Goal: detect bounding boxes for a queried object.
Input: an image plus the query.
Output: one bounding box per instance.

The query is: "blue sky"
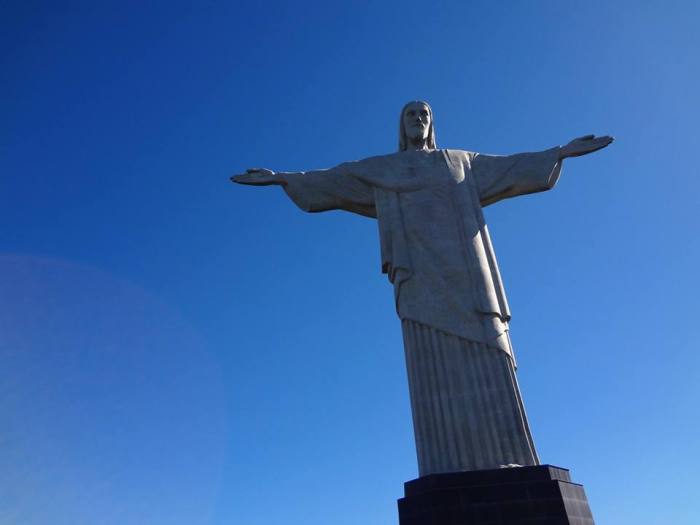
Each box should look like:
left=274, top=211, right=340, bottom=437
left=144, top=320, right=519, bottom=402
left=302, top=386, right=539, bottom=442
left=2, top=1, right=699, bottom=524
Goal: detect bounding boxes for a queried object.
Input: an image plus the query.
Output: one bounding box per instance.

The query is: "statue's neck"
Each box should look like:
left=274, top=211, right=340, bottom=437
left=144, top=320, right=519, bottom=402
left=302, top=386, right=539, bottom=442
left=407, top=137, right=430, bottom=151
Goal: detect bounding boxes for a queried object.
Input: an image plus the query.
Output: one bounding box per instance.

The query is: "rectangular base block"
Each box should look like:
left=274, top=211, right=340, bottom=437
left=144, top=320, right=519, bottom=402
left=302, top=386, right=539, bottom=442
left=398, top=465, right=594, bottom=525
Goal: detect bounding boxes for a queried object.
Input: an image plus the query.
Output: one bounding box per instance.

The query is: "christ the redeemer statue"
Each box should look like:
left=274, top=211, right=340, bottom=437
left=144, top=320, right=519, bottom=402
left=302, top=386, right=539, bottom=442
left=232, top=101, right=612, bottom=476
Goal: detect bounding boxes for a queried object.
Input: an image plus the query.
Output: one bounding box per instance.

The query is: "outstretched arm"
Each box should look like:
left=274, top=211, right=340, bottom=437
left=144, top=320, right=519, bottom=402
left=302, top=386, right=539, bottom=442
left=231, top=162, right=377, bottom=218
left=473, top=134, right=613, bottom=206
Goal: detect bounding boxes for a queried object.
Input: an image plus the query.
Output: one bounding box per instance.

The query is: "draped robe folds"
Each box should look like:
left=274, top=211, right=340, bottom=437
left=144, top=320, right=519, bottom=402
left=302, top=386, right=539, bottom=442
left=281, top=147, right=562, bottom=474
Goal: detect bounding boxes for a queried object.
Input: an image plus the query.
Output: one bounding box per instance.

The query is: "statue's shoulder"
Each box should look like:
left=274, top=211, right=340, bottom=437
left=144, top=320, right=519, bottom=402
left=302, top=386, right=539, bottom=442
left=350, top=151, right=399, bottom=165
left=356, top=149, right=477, bottom=165
left=442, top=148, right=475, bottom=156
left=441, top=149, right=477, bottom=164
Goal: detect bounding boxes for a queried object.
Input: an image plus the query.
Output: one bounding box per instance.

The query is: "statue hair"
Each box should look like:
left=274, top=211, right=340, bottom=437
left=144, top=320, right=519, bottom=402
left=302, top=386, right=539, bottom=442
left=398, top=100, right=437, bottom=152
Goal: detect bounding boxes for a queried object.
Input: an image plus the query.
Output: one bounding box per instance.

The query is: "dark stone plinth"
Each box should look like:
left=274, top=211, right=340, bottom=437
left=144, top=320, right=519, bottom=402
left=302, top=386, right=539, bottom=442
left=398, top=465, right=594, bottom=525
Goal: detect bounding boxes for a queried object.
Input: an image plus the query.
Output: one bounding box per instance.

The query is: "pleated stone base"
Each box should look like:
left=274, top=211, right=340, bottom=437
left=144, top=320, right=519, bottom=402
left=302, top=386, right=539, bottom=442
left=402, top=319, right=538, bottom=475
left=397, top=465, right=595, bottom=525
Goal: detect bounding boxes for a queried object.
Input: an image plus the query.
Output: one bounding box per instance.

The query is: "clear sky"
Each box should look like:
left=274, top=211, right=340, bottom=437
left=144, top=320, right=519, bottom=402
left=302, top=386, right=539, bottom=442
left=2, top=1, right=699, bottom=524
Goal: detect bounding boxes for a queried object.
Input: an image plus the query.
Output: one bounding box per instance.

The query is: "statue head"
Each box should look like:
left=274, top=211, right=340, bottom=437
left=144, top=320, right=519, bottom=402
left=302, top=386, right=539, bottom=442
left=399, top=100, right=437, bottom=151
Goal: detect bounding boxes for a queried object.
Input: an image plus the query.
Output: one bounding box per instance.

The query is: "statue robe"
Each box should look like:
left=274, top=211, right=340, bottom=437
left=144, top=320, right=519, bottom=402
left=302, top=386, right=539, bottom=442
left=281, top=147, right=562, bottom=474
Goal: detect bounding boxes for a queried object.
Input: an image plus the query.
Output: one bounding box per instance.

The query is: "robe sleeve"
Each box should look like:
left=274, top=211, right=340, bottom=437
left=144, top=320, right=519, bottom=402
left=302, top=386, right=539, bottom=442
left=471, top=146, right=563, bottom=207
left=281, top=160, right=377, bottom=218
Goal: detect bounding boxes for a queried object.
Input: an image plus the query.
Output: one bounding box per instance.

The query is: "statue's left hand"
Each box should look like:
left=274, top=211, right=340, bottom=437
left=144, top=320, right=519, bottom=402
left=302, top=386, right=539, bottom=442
left=230, top=168, right=287, bottom=186
left=559, top=135, right=614, bottom=159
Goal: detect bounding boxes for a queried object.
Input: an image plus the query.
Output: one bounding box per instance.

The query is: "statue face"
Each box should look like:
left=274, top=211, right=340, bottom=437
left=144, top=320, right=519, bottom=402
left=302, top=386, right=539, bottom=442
left=402, top=102, right=431, bottom=142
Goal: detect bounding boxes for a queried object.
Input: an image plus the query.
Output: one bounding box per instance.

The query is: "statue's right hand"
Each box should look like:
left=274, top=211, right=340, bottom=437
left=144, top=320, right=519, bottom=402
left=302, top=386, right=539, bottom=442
left=230, top=168, right=286, bottom=186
